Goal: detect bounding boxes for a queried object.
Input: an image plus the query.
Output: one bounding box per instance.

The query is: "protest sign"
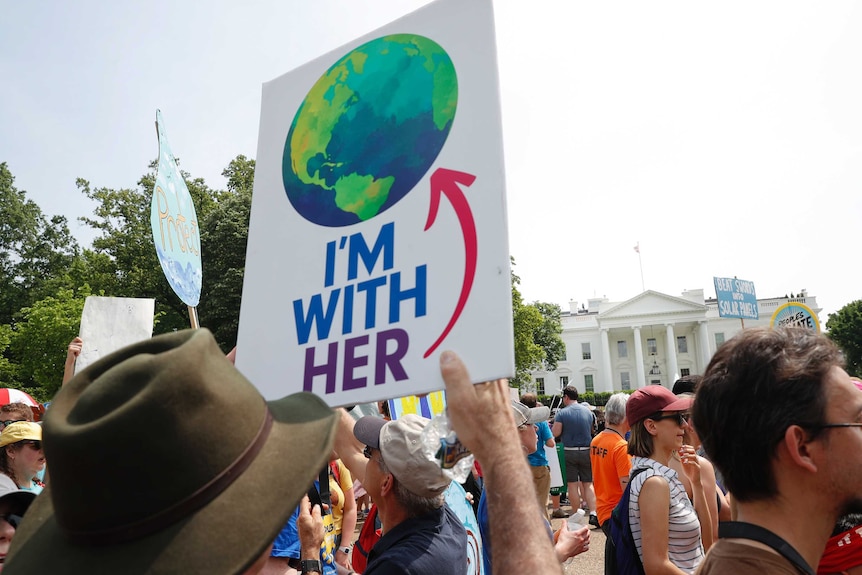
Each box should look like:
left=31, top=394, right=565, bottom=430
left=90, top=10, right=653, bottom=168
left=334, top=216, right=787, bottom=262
left=713, top=276, right=759, bottom=320
left=443, top=481, right=485, bottom=575
left=75, top=296, right=155, bottom=373
left=388, top=391, right=446, bottom=421
left=770, top=302, right=820, bottom=332
left=237, top=0, right=514, bottom=404
left=150, top=110, right=202, bottom=319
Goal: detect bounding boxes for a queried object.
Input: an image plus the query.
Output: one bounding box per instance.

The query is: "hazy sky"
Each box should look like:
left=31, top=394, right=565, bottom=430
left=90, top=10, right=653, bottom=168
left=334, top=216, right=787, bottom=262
left=2, top=1, right=860, bottom=322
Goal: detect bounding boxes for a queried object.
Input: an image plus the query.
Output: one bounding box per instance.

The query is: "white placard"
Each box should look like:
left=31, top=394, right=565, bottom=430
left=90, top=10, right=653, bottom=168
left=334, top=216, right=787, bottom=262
left=237, top=0, right=513, bottom=404
left=547, top=445, right=564, bottom=489
left=76, top=296, right=155, bottom=372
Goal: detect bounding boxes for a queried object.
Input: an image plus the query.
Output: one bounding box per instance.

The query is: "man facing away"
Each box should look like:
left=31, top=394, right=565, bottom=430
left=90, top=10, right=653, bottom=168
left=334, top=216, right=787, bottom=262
left=589, top=392, right=631, bottom=575
left=693, top=327, right=862, bottom=575
left=552, top=385, right=600, bottom=528
left=334, top=412, right=467, bottom=575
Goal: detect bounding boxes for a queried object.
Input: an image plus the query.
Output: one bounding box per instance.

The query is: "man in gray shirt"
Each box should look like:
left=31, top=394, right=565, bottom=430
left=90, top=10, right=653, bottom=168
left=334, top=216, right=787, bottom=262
left=552, top=385, right=599, bottom=528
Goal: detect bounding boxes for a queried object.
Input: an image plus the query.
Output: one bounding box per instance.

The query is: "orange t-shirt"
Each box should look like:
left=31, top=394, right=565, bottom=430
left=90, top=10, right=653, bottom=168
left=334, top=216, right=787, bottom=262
left=589, top=429, right=631, bottom=525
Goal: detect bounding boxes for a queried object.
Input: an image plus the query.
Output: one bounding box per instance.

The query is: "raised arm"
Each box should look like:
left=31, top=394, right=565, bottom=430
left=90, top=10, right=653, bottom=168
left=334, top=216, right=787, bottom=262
left=440, top=351, right=562, bottom=575
left=62, top=337, right=83, bottom=386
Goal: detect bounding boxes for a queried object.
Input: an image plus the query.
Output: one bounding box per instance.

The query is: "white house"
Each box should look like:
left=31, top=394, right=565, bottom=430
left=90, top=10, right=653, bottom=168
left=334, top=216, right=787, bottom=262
left=529, top=288, right=821, bottom=395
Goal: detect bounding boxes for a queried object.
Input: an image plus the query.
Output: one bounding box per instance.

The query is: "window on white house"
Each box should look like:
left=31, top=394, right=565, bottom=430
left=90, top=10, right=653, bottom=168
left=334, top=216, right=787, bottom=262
left=582, top=343, right=591, bottom=360
left=677, top=336, right=688, bottom=354
left=620, top=372, right=631, bottom=391
left=647, top=338, right=657, bottom=355
left=584, top=374, right=594, bottom=393
left=617, top=341, right=628, bottom=358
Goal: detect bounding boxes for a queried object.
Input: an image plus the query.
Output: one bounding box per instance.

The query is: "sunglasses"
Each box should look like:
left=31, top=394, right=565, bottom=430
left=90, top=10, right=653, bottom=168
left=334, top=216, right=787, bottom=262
left=20, top=440, right=42, bottom=450
left=0, top=420, right=25, bottom=428
left=0, top=514, right=23, bottom=529
left=649, top=412, right=688, bottom=426
left=363, top=445, right=385, bottom=465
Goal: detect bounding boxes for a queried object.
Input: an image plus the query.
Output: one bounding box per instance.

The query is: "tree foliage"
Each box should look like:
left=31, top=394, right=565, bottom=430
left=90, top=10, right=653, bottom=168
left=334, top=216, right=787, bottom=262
left=510, top=258, right=566, bottom=387
left=0, top=163, right=79, bottom=325
left=0, top=158, right=246, bottom=400
left=827, top=300, right=862, bottom=377
left=198, top=155, right=255, bottom=350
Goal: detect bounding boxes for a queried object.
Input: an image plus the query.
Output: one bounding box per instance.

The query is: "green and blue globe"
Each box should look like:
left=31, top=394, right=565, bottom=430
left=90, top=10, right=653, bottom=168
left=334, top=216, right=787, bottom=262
left=283, top=34, right=458, bottom=227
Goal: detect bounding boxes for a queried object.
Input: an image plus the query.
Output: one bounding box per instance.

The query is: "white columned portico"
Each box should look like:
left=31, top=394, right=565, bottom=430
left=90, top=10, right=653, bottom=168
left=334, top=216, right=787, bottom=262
left=665, top=324, right=679, bottom=383
left=698, top=321, right=711, bottom=372
left=600, top=328, right=613, bottom=392
left=633, top=326, right=646, bottom=388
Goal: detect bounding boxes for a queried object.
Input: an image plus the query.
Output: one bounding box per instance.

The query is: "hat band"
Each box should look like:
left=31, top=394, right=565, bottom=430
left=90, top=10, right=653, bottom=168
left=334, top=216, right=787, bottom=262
left=63, top=407, right=274, bottom=546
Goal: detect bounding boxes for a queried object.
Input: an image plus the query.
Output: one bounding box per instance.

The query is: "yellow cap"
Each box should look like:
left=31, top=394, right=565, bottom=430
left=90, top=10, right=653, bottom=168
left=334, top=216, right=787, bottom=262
left=0, top=421, right=41, bottom=447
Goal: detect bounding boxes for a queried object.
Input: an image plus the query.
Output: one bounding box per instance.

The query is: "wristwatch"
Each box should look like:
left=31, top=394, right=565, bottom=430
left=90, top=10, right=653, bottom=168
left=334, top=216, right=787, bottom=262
left=338, top=545, right=352, bottom=555
left=300, top=559, right=322, bottom=574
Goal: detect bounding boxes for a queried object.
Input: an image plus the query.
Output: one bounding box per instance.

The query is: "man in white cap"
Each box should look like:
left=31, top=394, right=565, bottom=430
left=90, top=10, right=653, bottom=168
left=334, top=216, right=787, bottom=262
left=335, top=413, right=467, bottom=575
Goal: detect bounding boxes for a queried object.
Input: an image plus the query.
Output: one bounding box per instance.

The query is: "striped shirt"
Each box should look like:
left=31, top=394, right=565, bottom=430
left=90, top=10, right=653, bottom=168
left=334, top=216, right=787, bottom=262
left=628, top=456, right=704, bottom=573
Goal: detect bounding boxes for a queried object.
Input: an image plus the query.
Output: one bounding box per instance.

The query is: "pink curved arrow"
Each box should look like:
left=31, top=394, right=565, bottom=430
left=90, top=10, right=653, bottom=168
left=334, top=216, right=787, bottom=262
left=424, top=168, right=477, bottom=358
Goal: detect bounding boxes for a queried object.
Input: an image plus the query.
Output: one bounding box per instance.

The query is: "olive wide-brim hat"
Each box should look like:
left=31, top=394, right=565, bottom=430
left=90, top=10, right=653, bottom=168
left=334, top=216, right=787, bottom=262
left=6, top=329, right=338, bottom=575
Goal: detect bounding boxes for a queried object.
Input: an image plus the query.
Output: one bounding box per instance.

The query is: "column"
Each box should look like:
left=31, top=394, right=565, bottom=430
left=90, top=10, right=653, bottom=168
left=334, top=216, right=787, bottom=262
left=600, top=328, right=613, bottom=392
left=665, top=324, right=679, bottom=384
left=633, top=326, right=646, bottom=388
left=698, top=321, right=711, bottom=373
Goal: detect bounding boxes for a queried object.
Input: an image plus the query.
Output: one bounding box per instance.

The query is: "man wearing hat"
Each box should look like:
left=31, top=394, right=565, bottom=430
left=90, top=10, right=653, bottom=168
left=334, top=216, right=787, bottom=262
left=4, top=329, right=339, bottom=575
left=0, top=482, right=36, bottom=571
left=694, top=327, right=862, bottom=575
left=334, top=412, right=467, bottom=575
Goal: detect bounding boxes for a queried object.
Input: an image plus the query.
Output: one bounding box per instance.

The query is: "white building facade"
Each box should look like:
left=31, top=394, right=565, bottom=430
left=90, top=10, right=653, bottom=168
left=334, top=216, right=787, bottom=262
left=530, top=288, right=821, bottom=395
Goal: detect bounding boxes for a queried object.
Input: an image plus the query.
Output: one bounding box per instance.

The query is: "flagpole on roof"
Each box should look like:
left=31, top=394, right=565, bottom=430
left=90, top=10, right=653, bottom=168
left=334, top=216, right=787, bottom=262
left=634, top=241, right=645, bottom=292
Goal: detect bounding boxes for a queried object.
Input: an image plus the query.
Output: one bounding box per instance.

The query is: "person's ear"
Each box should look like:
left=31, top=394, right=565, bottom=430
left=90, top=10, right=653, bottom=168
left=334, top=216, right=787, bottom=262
left=782, top=425, right=818, bottom=473
left=644, top=419, right=659, bottom=437
left=380, top=472, right=395, bottom=497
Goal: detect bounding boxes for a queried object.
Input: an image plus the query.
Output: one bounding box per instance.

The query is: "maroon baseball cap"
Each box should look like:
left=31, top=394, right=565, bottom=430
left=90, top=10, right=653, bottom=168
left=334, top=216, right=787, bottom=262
left=626, top=385, right=693, bottom=426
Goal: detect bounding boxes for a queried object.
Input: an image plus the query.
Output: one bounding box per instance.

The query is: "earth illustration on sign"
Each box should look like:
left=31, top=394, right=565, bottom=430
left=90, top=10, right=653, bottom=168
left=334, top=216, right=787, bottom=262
left=283, top=34, right=458, bottom=227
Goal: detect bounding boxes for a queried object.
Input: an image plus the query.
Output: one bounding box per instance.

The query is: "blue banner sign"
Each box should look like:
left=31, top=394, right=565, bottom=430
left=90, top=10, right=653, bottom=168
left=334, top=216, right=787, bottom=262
left=713, top=277, right=759, bottom=320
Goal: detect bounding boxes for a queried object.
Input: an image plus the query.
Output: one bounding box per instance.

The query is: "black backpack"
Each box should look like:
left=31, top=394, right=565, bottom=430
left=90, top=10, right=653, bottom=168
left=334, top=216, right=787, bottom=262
left=609, top=467, right=649, bottom=575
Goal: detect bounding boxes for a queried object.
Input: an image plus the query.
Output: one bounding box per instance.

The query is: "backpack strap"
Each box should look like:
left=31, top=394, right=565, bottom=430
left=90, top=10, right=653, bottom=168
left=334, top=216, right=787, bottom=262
left=719, top=522, right=814, bottom=575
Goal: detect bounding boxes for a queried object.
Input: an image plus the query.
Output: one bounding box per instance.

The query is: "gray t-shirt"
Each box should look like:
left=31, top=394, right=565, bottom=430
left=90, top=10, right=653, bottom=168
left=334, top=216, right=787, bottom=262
left=555, top=403, right=594, bottom=447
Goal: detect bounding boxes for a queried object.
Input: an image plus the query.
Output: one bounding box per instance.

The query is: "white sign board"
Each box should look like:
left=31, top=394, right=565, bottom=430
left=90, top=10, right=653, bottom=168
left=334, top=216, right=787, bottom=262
left=237, top=0, right=513, bottom=405
left=76, top=296, right=155, bottom=373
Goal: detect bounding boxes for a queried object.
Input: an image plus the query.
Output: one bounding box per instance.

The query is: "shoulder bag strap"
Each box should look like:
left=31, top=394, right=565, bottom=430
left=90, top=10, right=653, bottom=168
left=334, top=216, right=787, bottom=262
left=719, top=521, right=814, bottom=575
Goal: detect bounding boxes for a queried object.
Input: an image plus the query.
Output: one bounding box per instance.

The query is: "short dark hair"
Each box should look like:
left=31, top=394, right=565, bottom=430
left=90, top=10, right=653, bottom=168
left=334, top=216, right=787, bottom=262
left=627, top=420, right=654, bottom=458
left=520, top=393, right=537, bottom=408
left=672, top=375, right=702, bottom=395
left=563, top=386, right=579, bottom=401
left=0, top=403, right=33, bottom=422
left=693, top=327, right=843, bottom=502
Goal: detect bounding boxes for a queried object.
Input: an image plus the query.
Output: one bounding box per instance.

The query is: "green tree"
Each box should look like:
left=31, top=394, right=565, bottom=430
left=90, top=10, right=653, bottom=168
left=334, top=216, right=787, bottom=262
left=9, top=286, right=90, bottom=401
left=0, top=162, right=79, bottom=324
left=827, top=300, right=862, bottom=377
left=510, top=259, right=566, bottom=387
left=199, top=156, right=255, bottom=350
left=78, top=161, right=218, bottom=333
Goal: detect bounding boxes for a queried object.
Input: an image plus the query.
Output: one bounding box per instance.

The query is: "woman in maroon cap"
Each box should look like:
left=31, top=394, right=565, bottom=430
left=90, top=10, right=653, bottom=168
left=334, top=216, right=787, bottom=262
left=624, top=385, right=712, bottom=574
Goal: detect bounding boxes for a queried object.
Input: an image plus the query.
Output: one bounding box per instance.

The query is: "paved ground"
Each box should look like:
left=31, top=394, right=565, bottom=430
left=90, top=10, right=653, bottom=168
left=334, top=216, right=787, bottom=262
left=550, top=514, right=605, bottom=575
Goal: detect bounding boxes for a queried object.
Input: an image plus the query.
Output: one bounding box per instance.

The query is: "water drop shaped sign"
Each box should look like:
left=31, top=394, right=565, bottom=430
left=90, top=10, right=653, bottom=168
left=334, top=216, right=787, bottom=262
left=150, top=110, right=202, bottom=307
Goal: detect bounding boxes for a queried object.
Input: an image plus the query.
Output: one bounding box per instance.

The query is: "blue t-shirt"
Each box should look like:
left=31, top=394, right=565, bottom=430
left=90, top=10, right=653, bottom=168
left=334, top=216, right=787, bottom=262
left=527, top=421, right=552, bottom=467
left=366, top=504, right=467, bottom=575
left=555, top=403, right=594, bottom=447
left=271, top=481, right=337, bottom=575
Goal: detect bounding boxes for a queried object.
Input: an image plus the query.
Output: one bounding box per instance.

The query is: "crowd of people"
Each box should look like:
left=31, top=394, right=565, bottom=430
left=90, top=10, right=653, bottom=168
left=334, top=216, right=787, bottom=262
left=0, top=326, right=858, bottom=575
